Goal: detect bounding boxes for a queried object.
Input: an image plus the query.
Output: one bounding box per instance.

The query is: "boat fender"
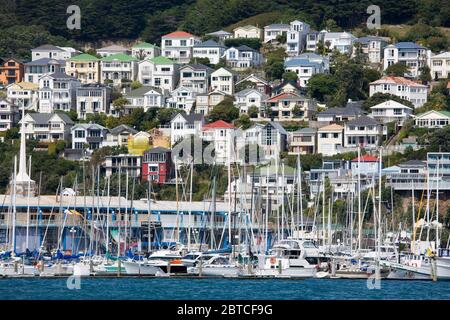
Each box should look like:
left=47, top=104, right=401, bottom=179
left=270, top=257, right=276, bottom=265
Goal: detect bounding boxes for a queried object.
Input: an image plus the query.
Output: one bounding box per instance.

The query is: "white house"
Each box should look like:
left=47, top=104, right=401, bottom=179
left=288, top=127, right=317, bottom=155
left=241, top=122, right=287, bottom=161
left=206, top=30, right=233, bottom=42
left=195, top=90, right=228, bottom=115
left=76, top=83, right=112, bottom=120
left=369, top=100, right=413, bottom=126
left=369, top=76, right=428, bottom=108
left=105, top=124, right=138, bottom=148
left=284, top=54, right=329, bottom=87
left=31, top=44, right=79, bottom=61
left=317, top=124, right=344, bottom=156
left=233, top=25, right=262, bottom=39
left=161, top=31, right=201, bottom=64
left=97, top=45, right=130, bottom=57
left=323, top=32, right=357, bottom=54
left=286, top=20, right=311, bottom=56
left=124, top=86, right=165, bottom=113
left=383, top=42, right=431, bottom=78
left=0, top=98, right=18, bottom=132
left=20, top=112, right=74, bottom=142
left=414, top=110, right=450, bottom=129
left=138, top=56, right=179, bottom=92
left=263, top=91, right=316, bottom=121
left=38, top=72, right=81, bottom=113
left=170, top=113, right=204, bottom=146
left=344, top=116, right=383, bottom=150
left=264, top=23, right=290, bottom=43
left=6, top=82, right=39, bottom=110
left=353, top=36, right=388, bottom=64
left=100, top=53, right=138, bottom=85
left=350, top=154, right=381, bottom=177
left=222, top=46, right=263, bottom=70
left=234, top=88, right=265, bottom=114
left=166, top=86, right=196, bottom=113
left=71, top=123, right=109, bottom=151
left=131, top=42, right=161, bottom=60
left=192, top=40, right=226, bottom=65
left=179, top=64, right=213, bottom=94
left=236, top=74, right=270, bottom=94
left=211, top=67, right=237, bottom=95
left=24, top=58, right=66, bottom=84
left=202, top=120, right=236, bottom=164
left=430, top=52, right=450, bottom=80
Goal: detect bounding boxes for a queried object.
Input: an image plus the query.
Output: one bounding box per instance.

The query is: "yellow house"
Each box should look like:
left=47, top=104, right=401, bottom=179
left=66, top=53, right=100, bottom=84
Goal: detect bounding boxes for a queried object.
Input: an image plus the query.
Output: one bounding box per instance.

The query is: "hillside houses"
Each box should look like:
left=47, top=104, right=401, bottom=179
left=1, top=23, right=448, bottom=175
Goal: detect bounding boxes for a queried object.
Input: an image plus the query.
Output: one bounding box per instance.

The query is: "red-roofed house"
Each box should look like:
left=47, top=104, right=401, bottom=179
left=202, top=120, right=236, bottom=164
left=351, top=154, right=382, bottom=177
left=369, top=76, right=428, bottom=108
left=161, top=31, right=201, bottom=64
left=263, top=92, right=316, bottom=121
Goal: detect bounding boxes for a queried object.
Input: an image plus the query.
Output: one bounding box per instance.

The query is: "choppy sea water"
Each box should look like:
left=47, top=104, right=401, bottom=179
left=0, top=278, right=449, bottom=300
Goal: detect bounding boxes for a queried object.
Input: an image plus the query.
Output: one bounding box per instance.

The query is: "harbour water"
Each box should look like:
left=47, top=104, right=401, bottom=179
left=0, top=278, right=448, bottom=300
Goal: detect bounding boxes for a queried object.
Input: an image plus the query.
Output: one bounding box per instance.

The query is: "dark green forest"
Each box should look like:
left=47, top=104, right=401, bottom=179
left=1, top=0, right=449, bottom=60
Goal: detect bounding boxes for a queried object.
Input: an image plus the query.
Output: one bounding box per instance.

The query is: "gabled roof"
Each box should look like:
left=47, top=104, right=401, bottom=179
left=206, top=30, right=232, bottom=36
left=172, top=113, right=204, bottom=124
left=203, top=120, right=235, bottom=130
left=393, top=42, right=425, bottom=50
left=72, top=123, right=107, bottom=130
left=146, top=146, right=171, bottom=154
left=351, top=155, right=378, bottom=162
left=126, top=86, right=162, bottom=97
left=346, top=115, right=380, bottom=127
left=284, top=58, right=321, bottom=68
left=236, top=45, right=257, bottom=52
left=233, top=25, right=260, bottom=31
left=132, top=42, right=158, bottom=49
left=149, top=56, right=175, bottom=65
left=235, top=88, right=263, bottom=97
left=163, top=31, right=195, bottom=38
left=432, top=51, right=450, bottom=59
left=9, top=82, right=38, bottom=90
left=237, top=73, right=269, bottom=86
left=370, top=76, right=427, bottom=87
left=98, top=44, right=128, bottom=52
left=318, top=124, right=344, bottom=131
left=264, top=121, right=288, bottom=136
left=23, top=112, right=74, bottom=125
left=25, top=58, right=65, bottom=66
left=46, top=72, right=77, bottom=80
left=101, top=53, right=137, bottom=62
left=318, top=106, right=364, bottom=117
left=195, top=40, right=225, bottom=48
left=265, top=92, right=304, bottom=103
left=110, top=124, right=138, bottom=135
left=32, top=44, right=63, bottom=52
left=69, top=53, right=99, bottom=62
left=415, top=110, right=450, bottom=119
left=180, top=63, right=214, bottom=72
left=398, top=159, right=426, bottom=168
left=264, top=23, right=290, bottom=30
left=293, top=127, right=316, bottom=134
left=370, top=100, right=412, bottom=110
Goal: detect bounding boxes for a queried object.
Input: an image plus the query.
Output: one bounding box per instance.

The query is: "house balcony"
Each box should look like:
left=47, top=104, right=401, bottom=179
left=86, top=136, right=103, bottom=143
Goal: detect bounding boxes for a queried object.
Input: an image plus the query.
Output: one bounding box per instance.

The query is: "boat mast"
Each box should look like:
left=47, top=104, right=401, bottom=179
left=436, top=157, right=440, bottom=250
left=187, top=158, right=193, bottom=251
left=25, top=155, right=32, bottom=250
left=106, top=176, right=110, bottom=254
left=357, top=146, right=362, bottom=252
left=11, top=156, right=17, bottom=255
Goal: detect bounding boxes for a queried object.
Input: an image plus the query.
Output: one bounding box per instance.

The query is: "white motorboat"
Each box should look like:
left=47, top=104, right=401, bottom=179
left=122, top=260, right=163, bottom=276
left=251, top=240, right=321, bottom=278
left=188, top=255, right=240, bottom=277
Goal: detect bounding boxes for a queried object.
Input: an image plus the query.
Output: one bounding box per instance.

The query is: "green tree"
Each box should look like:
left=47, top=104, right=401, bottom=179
left=208, top=97, right=239, bottom=122
left=385, top=63, right=410, bottom=77
left=282, top=71, right=298, bottom=82
left=248, top=106, right=259, bottom=118
left=307, top=74, right=339, bottom=103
